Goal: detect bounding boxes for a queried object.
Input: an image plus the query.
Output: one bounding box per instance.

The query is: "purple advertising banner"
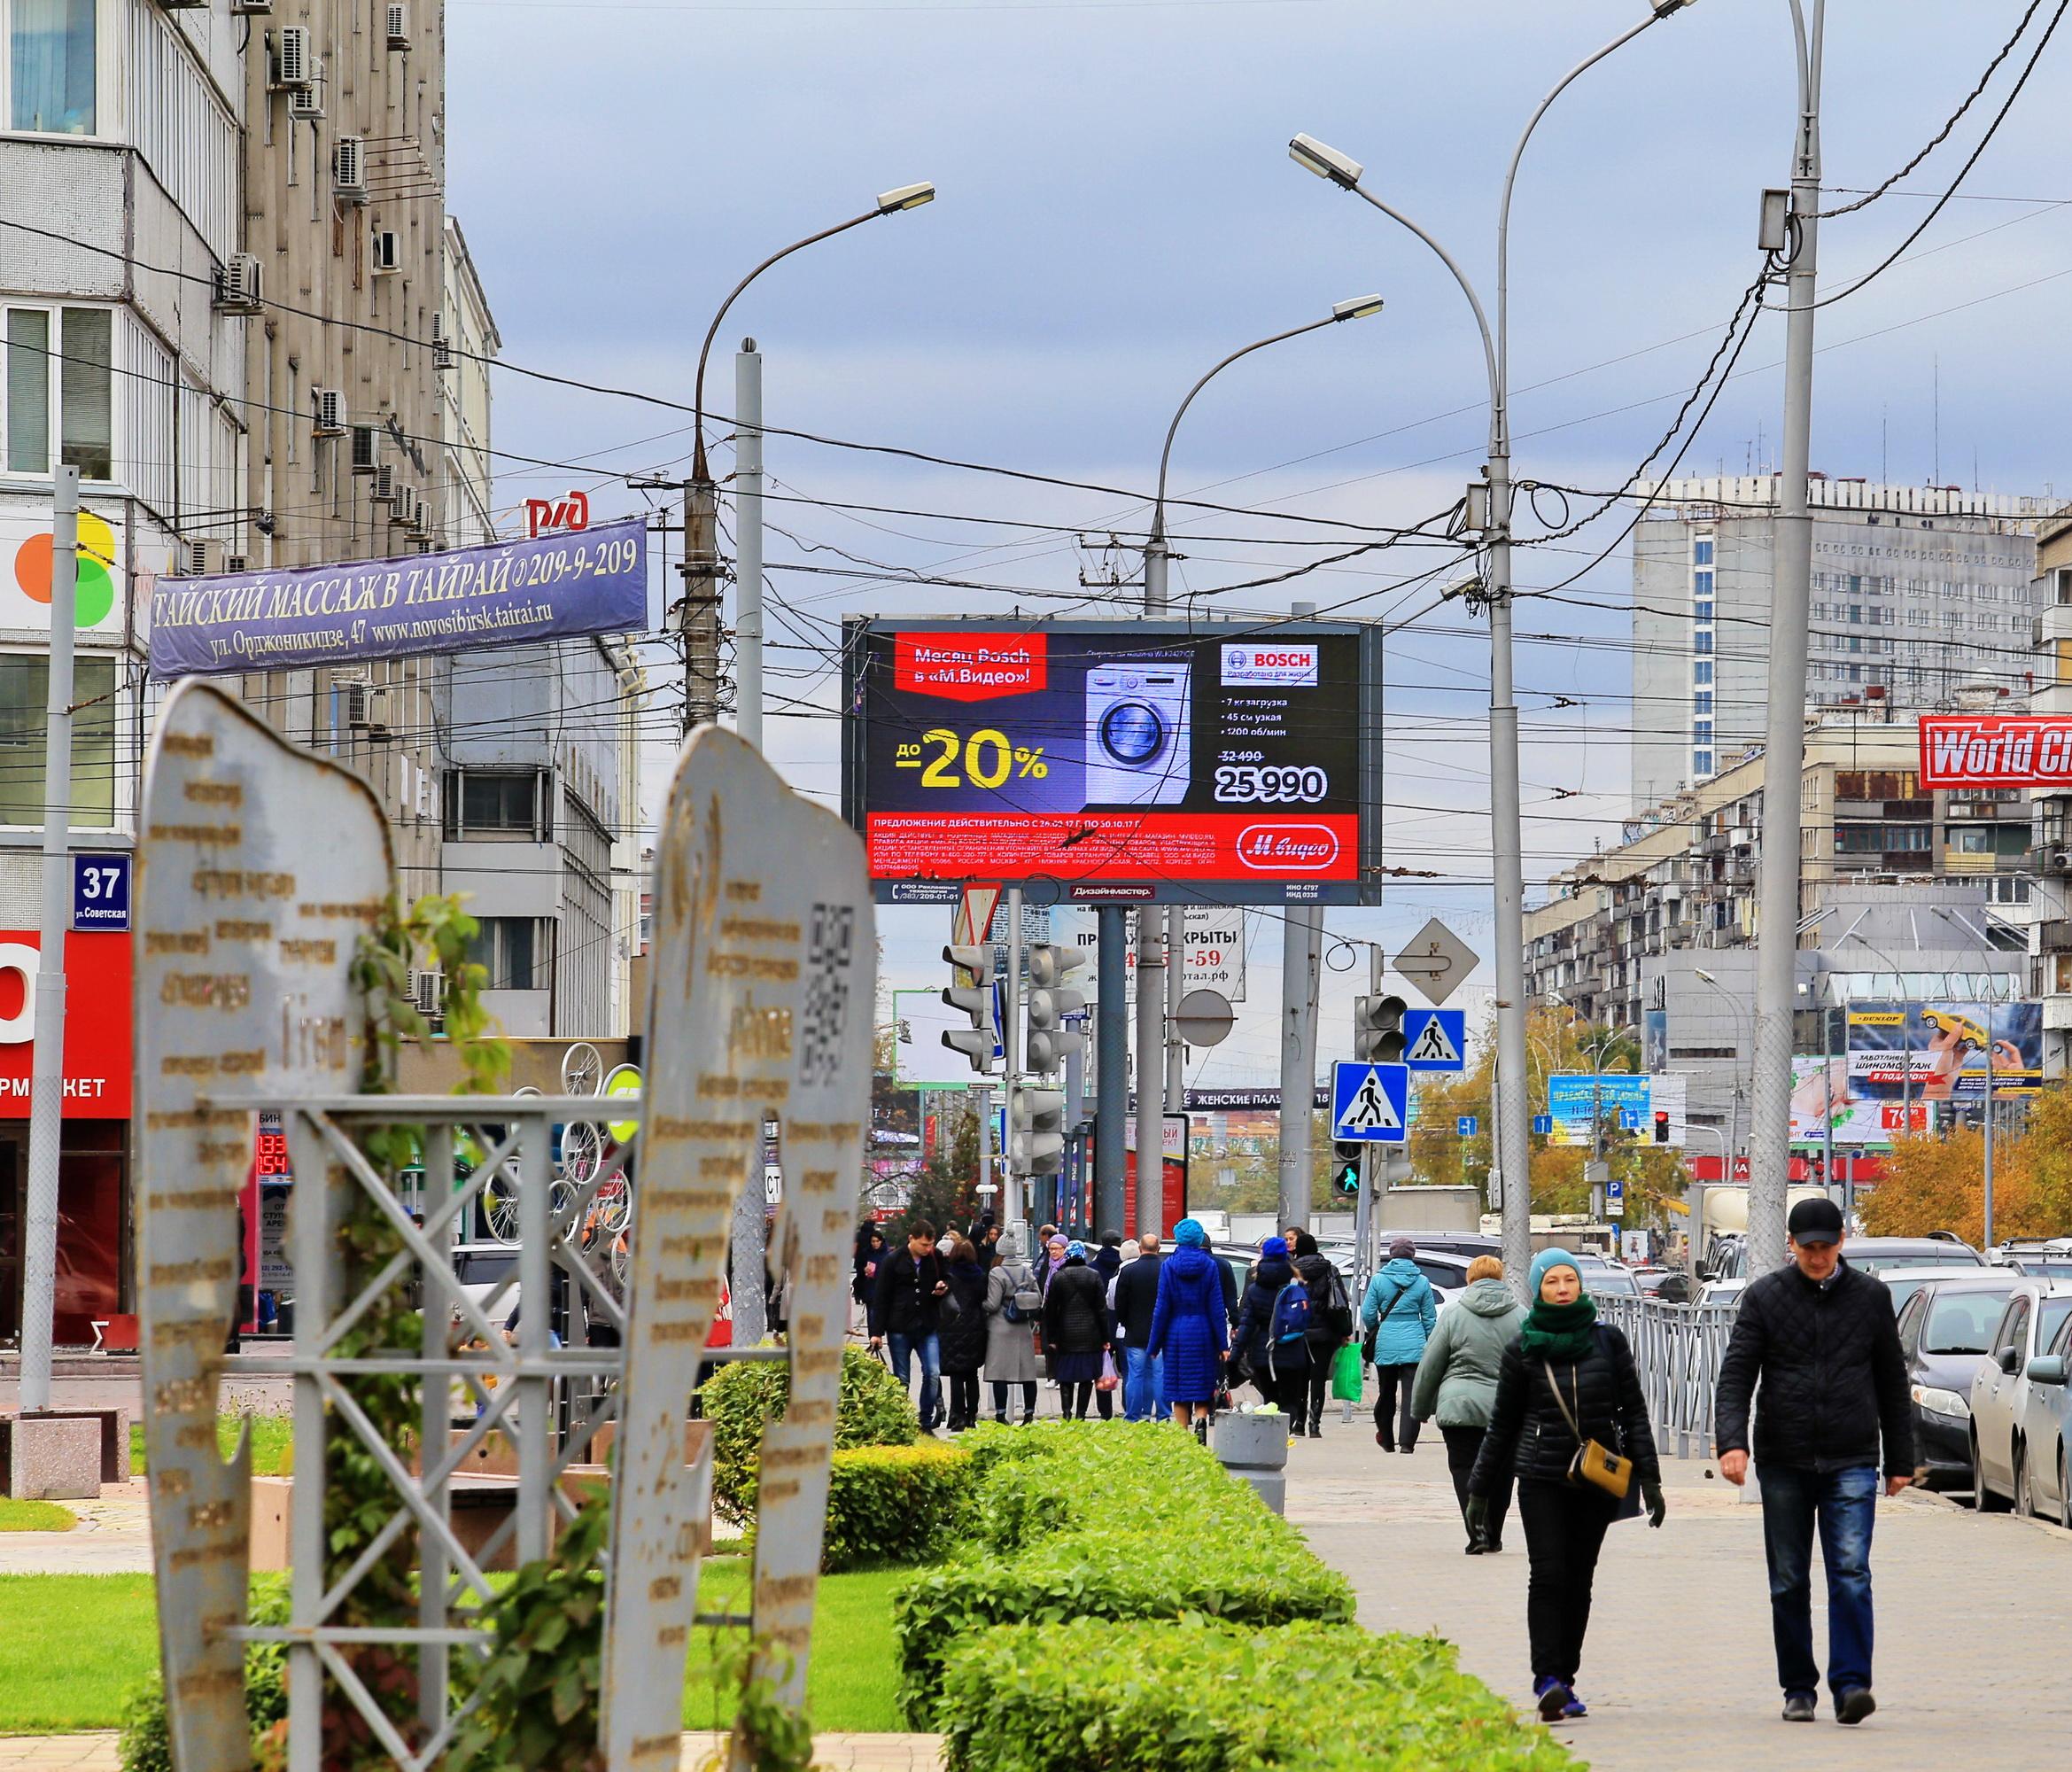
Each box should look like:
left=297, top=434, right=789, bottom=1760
left=147, top=518, right=648, bottom=678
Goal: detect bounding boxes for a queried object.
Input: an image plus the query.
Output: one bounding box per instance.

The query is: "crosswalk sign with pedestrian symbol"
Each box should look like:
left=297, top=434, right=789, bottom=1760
left=1331, top=1061, right=1408, bottom=1143
left=1401, top=1008, right=1467, bottom=1072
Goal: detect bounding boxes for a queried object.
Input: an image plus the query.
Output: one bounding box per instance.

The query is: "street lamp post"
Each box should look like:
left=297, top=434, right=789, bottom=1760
left=1287, top=0, right=1697, bottom=1299
left=1134, top=297, right=1385, bottom=1239
left=1694, top=968, right=1751, bottom=1166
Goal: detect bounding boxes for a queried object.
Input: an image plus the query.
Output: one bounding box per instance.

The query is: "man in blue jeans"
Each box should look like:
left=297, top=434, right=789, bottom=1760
left=1714, top=1198, right=1914, bottom=1728
left=1110, top=1233, right=1165, bottom=1421
left=869, top=1219, right=947, bottom=1432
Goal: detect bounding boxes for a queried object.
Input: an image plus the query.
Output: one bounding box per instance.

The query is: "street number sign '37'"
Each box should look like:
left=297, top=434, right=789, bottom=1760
left=1332, top=1061, right=1408, bottom=1143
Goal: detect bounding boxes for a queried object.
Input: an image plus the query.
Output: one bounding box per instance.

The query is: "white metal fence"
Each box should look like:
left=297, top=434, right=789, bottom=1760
left=1598, top=1296, right=1742, bottom=1460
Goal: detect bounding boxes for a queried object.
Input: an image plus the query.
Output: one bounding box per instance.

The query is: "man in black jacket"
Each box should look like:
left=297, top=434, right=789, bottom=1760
left=869, top=1219, right=947, bottom=1432
left=1111, top=1234, right=1164, bottom=1422
left=1714, top=1198, right=1914, bottom=1729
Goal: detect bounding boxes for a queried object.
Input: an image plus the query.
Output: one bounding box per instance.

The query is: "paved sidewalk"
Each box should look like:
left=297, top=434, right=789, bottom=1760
left=1286, top=1417, right=2072, bottom=1768
left=0, top=1735, right=943, bottom=1770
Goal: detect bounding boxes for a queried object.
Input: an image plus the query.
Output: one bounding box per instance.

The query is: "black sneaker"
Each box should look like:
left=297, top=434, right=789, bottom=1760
left=1781, top=1693, right=1816, bottom=1723
left=1835, top=1689, right=1876, bottom=1726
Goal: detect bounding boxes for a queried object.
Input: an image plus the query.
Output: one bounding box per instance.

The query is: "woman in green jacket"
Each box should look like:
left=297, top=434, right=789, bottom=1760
left=1412, top=1255, right=1525, bottom=1553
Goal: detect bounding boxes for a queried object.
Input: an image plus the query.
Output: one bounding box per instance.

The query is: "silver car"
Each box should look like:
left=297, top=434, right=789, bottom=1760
left=1967, top=1278, right=2072, bottom=1512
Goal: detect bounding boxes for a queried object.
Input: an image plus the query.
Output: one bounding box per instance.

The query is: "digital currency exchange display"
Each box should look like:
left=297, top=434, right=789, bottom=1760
left=842, top=619, right=1382, bottom=904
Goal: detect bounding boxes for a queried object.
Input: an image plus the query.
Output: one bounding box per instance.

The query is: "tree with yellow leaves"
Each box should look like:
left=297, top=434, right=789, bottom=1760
left=1859, top=1088, right=2072, bottom=1243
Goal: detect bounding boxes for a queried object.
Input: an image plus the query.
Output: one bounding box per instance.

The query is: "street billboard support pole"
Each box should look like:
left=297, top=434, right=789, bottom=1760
left=19, top=465, right=80, bottom=1415
left=1748, top=0, right=1825, bottom=1278
left=734, top=342, right=764, bottom=749
left=1278, top=905, right=1320, bottom=1233
left=1096, top=907, right=1128, bottom=1238
left=1005, top=886, right=1025, bottom=1228
left=1133, top=907, right=1164, bottom=1240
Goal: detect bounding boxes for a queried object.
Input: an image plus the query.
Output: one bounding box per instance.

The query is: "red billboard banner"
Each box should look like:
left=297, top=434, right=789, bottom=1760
left=0, top=929, right=132, bottom=1118
left=865, top=810, right=1360, bottom=885
left=1919, top=713, right=2072, bottom=789
left=894, top=631, right=1047, bottom=701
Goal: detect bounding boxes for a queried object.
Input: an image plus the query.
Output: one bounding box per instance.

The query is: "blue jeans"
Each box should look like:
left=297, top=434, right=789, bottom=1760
left=1758, top=1464, right=1878, bottom=1698
left=1123, top=1345, right=1163, bottom=1422
left=885, top=1331, right=942, bottom=1430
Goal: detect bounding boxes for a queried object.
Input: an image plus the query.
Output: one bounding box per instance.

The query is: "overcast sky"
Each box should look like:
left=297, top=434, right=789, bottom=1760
left=446, top=0, right=2071, bottom=1084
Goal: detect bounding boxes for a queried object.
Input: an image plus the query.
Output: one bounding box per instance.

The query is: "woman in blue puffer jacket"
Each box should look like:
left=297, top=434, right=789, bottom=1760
left=1361, top=1238, right=1438, bottom=1454
left=1145, top=1217, right=1229, bottom=1431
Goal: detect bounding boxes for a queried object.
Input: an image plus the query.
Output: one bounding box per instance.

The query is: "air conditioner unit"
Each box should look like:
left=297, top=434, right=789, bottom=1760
left=364, top=688, right=392, bottom=735
left=389, top=486, right=413, bottom=527
left=349, top=424, right=378, bottom=474
left=386, top=4, right=410, bottom=50
left=287, top=70, right=325, bottom=122
left=230, top=1, right=274, bottom=15
left=178, top=540, right=223, bottom=577
left=213, top=253, right=263, bottom=315
left=225, top=554, right=248, bottom=573
left=431, top=315, right=454, bottom=372
left=271, top=27, right=311, bottom=89
left=334, top=136, right=366, bottom=202
left=370, top=463, right=397, bottom=504
left=409, top=968, right=446, bottom=1018
left=313, top=388, right=346, bottom=436
left=370, top=229, right=400, bottom=274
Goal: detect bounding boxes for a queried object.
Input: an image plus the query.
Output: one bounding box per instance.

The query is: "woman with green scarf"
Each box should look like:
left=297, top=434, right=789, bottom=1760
left=1466, top=1250, right=1665, bottom=1724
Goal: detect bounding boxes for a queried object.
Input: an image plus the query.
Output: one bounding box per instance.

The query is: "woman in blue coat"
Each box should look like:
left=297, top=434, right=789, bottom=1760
left=1145, top=1217, right=1228, bottom=1429
left=1362, top=1239, right=1438, bottom=1453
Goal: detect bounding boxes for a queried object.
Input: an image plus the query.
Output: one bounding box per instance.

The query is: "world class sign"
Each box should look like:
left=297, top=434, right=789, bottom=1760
left=1919, top=713, right=2072, bottom=789
left=148, top=518, right=648, bottom=678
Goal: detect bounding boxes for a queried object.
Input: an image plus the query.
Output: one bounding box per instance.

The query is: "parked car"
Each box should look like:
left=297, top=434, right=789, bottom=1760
left=1882, top=1263, right=2005, bottom=1321
left=2014, top=1315, right=2072, bottom=1528
left=1582, top=1265, right=1640, bottom=1300
left=1990, top=1239, right=2072, bottom=1280
left=452, top=1242, right=521, bottom=1325
left=1697, top=1278, right=1748, bottom=1310
left=1894, top=1272, right=2023, bottom=1491
left=1967, top=1279, right=2072, bottom=1512
left=1844, top=1236, right=1984, bottom=1278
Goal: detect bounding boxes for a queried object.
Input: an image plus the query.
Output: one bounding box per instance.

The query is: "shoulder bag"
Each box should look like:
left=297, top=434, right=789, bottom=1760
left=1362, top=1280, right=1408, bottom=1364
left=1543, top=1357, right=1633, bottom=1502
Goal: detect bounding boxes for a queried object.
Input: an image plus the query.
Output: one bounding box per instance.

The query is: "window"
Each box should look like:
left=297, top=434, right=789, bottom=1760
left=1694, top=690, right=1713, bottom=713
left=1995, top=1298, right=2030, bottom=1369
left=1921, top=1289, right=2012, bottom=1356
left=1695, top=600, right=1714, bottom=622
left=1693, top=631, right=1713, bottom=655
left=2, top=305, right=110, bottom=480
left=1693, top=719, right=1712, bottom=743
left=0, top=653, right=114, bottom=827
left=468, top=917, right=542, bottom=991
left=1694, top=571, right=1714, bottom=597
left=1693, top=750, right=1713, bottom=775
left=453, top=771, right=538, bottom=835
left=1693, top=661, right=1712, bottom=685
left=1953, top=828, right=1992, bottom=855
left=10, top=0, right=96, bottom=135
left=1694, top=539, right=1714, bottom=565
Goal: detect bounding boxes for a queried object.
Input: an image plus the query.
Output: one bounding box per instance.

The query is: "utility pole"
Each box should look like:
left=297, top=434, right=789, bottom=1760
left=19, top=466, right=79, bottom=1413
left=734, top=340, right=764, bottom=748
left=1135, top=526, right=1169, bottom=1242
left=1748, top=0, right=1825, bottom=1277
left=679, top=470, right=721, bottom=735
left=1095, top=907, right=1128, bottom=1236
left=1278, top=905, right=1322, bottom=1233
left=1005, top=887, right=1026, bottom=1226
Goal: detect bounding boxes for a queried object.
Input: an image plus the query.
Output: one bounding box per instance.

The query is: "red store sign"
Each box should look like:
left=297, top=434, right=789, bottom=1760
left=0, top=929, right=133, bottom=1118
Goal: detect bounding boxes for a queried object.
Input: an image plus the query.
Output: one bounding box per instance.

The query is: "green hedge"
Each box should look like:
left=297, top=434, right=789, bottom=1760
left=698, top=1346, right=919, bottom=1525
left=119, top=1576, right=290, bottom=1772
left=937, top=1619, right=1577, bottom=1772
left=823, top=1442, right=974, bottom=1573
left=892, top=1424, right=1353, bottom=1720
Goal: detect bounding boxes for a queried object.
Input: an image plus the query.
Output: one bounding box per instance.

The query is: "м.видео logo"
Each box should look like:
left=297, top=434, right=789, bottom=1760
left=15, top=509, right=116, bottom=626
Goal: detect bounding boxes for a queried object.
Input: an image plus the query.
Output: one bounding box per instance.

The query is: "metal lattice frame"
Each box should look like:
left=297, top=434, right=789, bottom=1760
left=217, top=1094, right=636, bottom=1772
left=1597, top=1295, right=1741, bottom=1459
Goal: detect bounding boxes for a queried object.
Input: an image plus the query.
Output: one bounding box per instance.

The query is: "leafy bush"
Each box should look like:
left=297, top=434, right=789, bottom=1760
left=823, top=1442, right=974, bottom=1572
left=936, top=1619, right=1578, bottom=1772
left=119, top=1576, right=291, bottom=1772
left=700, top=1347, right=918, bottom=1525
left=892, top=1424, right=1353, bottom=1719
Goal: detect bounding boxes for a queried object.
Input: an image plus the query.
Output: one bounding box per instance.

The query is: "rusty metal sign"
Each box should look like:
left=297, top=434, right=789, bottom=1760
left=603, top=729, right=875, bottom=1770
left=136, top=681, right=392, bottom=1772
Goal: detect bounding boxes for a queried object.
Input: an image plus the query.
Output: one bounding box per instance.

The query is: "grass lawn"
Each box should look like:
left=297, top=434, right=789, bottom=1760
left=0, top=1501, right=77, bottom=1533
left=0, top=1560, right=904, bottom=1736
left=128, top=1416, right=293, bottom=1478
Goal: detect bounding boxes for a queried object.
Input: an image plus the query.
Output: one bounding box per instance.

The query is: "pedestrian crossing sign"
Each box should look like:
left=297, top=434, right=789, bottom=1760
left=1331, top=1060, right=1408, bottom=1143
left=1401, top=1007, right=1467, bottom=1072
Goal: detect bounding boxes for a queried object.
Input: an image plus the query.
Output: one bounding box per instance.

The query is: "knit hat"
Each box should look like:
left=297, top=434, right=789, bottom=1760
left=1173, top=1217, right=1207, bottom=1247
left=1066, top=1240, right=1087, bottom=1261
left=1388, top=1237, right=1416, bottom=1260
left=1529, top=1247, right=1582, bottom=1296
left=1261, top=1236, right=1289, bottom=1260
left=1293, top=1231, right=1319, bottom=1257
left=997, top=1223, right=1028, bottom=1261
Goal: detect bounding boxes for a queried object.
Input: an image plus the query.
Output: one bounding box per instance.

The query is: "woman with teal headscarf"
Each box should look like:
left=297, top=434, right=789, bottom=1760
left=1466, top=1250, right=1665, bottom=1724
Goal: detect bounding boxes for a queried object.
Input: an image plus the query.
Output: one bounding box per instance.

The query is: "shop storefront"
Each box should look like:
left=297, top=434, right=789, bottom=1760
left=0, top=929, right=132, bottom=1348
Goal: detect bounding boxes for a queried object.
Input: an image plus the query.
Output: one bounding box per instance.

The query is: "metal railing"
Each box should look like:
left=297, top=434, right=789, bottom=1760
left=1598, top=1294, right=1741, bottom=1460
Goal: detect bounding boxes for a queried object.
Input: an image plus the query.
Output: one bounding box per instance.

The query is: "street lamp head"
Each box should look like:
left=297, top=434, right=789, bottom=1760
left=1696, top=968, right=1718, bottom=984
left=875, top=181, right=937, bottom=214
left=1649, top=0, right=1697, bottom=15
left=1288, top=132, right=1362, bottom=190
left=1331, top=293, right=1385, bottom=323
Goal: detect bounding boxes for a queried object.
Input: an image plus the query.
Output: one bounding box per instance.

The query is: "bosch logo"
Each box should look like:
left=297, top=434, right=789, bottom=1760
left=1254, top=651, right=1309, bottom=666
left=1221, top=642, right=1319, bottom=687
left=1235, top=824, right=1339, bottom=871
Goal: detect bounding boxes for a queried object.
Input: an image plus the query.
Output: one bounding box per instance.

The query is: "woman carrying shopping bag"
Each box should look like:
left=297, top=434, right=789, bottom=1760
left=1467, top=1249, right=1665, bottom=1723
left=1411, top=1254, right=1525, bottom=1553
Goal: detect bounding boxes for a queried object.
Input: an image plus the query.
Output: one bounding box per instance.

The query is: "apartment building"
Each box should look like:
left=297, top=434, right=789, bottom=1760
left=2027, top=518, right=2072, bottom=1076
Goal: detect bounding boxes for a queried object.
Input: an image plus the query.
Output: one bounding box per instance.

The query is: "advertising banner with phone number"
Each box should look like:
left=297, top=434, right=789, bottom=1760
left=842, top=618, right=1382, bottom=903
left=1844, top=999, right=2042, bottom=1100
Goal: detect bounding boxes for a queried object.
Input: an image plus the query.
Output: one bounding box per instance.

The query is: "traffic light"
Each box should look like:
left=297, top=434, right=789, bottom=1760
left=940, top=942, right=999, bottom=1075
left=1024, top=942, right=1087, bottom=1074
left=1381, top=1145, right=1413, bottom=1185
left=1331, top=1140, right=1362, bottom=1197
left=1353, top=993, right=1407, bottom=1064
left=1010, top=1086, right=1067, bottom=1177
left=1652, top=1109, right=1671, bottom=1146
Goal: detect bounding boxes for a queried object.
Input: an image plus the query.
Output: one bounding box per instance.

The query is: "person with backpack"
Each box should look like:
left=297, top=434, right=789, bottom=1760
left=1362, top=1239, right=1439, bottom=1453
left=1231, top=1237, right=1313, bottom=1429
left=982, top=1224, right=1044, bottom=1424
left=1466, top=1249, right=1665, bottom=1723
left=1292, top=1232, right=1354, bottom=1436
left=1412, top=1254, right=1525, bottom=1552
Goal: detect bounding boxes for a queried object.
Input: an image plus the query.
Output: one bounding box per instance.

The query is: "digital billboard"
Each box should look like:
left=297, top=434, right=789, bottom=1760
left=841, top=618, right=1382, bottom=904
left=1789, top=1056, right=1929, bottom=1147
left=1919, top=713, right=2072, bottom=789
left=1844, top=999, right=2042, bottom=1100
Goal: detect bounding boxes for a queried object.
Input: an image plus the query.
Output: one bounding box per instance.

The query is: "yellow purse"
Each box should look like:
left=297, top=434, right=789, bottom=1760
left=1544, top=1361, right=1633, bottom=1501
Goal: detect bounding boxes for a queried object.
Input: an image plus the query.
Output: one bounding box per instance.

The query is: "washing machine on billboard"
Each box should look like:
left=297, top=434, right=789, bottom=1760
left=1083, top=660, right=1191, bottom=805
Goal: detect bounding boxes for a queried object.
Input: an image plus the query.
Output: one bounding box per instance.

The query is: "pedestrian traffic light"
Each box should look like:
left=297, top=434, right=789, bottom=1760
left=940, top=942, right=999, bottom=1075
left=1381, top=1146, right=1413, bottom=1185
left=1332, top=1140, right=1362, bottom=1197
left=1010, top=1086, right=1067, bottom=1177
left=1353, top=993, right=1407, bottom=1064
left=1652, top=1109, right=1671, bottom=1146
left=1024, top=942, right=1087, bottom=1073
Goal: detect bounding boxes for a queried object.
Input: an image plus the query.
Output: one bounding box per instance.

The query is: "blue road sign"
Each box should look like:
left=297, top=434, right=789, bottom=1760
left=1401, top=1007, right=1468, bottom=1072
left=1605, top=1177, right=1625, bottom=1200
left=1456, top=1115, right=1478, bottom=1138
left=1619, top=1109, right=1641, bottom=1132
left=72, top=852, right=130, bottom=931
left=1532, top=1114, right=1554, bottom=1135
left=1331, top=1060, right=1408, bottom=1144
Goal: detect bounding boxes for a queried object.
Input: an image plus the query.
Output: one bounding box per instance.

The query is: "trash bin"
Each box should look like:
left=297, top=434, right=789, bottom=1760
left=1212, top=1410, right=1291, bottom=1515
